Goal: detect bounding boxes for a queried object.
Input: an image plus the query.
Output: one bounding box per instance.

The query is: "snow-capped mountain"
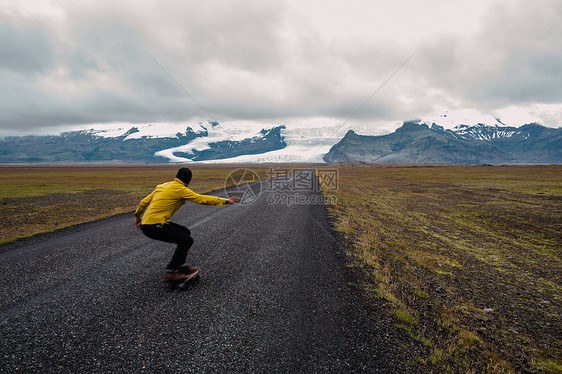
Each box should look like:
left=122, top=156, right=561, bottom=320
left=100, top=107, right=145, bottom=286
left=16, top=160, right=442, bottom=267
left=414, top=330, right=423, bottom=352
left=0, top=122, right=287, bottom=164
left=324, top=120, right=562, bottom=164
left=420, top=109, right=545, bottom=140
left=0, top=114, right=559, bottom=164
left=438, top=123, right=518, bottom=141
left=0, top=119, right=389, bottom=164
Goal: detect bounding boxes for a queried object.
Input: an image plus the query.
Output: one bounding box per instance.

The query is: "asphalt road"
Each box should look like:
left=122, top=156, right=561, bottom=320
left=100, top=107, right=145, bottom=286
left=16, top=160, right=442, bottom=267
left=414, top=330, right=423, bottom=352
left=0, top=169, right=412, bottom=373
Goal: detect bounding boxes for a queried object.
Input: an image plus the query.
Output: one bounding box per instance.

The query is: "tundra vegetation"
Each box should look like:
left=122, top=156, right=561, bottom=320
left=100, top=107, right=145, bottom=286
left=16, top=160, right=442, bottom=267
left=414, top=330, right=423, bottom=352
left=1, top=164, right=560, bottom=373
left=323, top=164, right=561, bottom=373
left=0, top=165, right=268, bottom=244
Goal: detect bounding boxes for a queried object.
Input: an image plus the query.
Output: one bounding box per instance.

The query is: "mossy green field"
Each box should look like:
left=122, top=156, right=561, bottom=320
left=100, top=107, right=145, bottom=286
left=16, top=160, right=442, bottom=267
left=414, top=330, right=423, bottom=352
left=323, top=164, right=561, bottom=373
left=0, top=164, right=269, bottom=244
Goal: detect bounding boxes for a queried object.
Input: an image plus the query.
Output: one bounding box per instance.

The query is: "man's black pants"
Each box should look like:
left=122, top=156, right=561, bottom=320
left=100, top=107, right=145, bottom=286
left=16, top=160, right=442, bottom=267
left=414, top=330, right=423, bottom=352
left=140, top=222, right=194, bottom=271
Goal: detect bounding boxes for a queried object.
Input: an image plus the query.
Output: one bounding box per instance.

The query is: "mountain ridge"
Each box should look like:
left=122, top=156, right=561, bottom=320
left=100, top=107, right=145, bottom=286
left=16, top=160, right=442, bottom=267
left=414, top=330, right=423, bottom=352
left=323, top=121, right=562, bottom=164
left=1, top=119, right=560, bottom=164
left=0, top=124, right=286, bottom=164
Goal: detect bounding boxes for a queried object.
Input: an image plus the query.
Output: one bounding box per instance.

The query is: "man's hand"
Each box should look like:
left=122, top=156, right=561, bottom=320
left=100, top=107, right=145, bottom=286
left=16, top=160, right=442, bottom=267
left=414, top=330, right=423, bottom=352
left=135, top=217, right=142, bottom=229
left=227, top=196, right=242, bottom=204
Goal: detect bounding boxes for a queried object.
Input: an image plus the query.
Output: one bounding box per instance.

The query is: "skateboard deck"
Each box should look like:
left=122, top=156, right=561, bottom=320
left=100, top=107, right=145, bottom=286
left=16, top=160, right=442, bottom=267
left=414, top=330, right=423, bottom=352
left=177, top=270, right=200, bottom=290
left=164, top=270, right=200, bottom=291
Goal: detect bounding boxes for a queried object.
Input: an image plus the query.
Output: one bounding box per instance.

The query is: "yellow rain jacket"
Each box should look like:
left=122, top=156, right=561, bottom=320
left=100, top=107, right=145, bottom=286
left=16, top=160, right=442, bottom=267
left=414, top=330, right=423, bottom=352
left=135, top=178, right=227, bottom=225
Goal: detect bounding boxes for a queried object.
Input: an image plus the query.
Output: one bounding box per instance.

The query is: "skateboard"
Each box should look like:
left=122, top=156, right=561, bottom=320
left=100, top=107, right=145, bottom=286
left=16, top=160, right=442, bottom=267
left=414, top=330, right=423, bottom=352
left=177, top=270, right=200, bottom=290
left=164, top=270, right=201, bottom=291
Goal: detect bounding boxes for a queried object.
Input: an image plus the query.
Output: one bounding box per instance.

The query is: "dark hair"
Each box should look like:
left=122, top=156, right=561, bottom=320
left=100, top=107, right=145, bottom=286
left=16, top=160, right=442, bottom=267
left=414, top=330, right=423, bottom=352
left=176, top=168, right=192, bottom=185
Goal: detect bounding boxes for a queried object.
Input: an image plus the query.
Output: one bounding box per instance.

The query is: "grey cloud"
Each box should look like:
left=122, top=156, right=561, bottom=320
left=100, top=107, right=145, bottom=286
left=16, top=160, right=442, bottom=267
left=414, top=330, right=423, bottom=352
left=468, top=1, right=562, bottom=105
left=413, top=0, right=562, bottom=111
left=0, top=0, right=561, bottom=134
left=0, top=14, right=55, bottom=74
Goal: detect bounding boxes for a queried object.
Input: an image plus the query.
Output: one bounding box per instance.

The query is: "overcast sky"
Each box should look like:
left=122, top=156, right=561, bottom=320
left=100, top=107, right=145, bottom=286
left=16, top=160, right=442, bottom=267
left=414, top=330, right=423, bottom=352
left=1, top=0, right=561, bottom=136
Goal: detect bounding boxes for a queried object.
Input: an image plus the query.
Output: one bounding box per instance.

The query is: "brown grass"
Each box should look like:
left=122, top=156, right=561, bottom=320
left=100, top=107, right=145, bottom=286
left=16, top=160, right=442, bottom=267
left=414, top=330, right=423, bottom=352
left=0, top=164, right=273, bottom=244
left=323, top=164, right=562, bottom=373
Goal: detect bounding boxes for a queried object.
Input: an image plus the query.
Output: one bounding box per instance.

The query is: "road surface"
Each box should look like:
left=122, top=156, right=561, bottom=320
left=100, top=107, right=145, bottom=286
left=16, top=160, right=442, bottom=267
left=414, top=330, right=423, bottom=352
left=0, top=169, right=412, bottom=373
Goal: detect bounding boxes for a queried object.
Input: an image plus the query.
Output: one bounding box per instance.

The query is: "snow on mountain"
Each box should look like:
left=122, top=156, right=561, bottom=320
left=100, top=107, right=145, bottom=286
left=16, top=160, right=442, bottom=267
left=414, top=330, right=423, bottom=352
left=83, top=122, right=208, bottom=139
left=324, top=120, right=562, bottom=164
left=92, top=118, right=389, bottom=163
left=72, top=118, right=420, bottom=163
left=3, top=109, right=552, bottom=164
left=208, top=123, right=337, bottom=163
left=444, top=123, right=518, bottom=141
left=423, top=109, right=505, bottom=130
left=197, top=119, right=391, bottom=163
left=419, top=109, right=532, bottom=141
left=155, top=123, right=284, bottom=163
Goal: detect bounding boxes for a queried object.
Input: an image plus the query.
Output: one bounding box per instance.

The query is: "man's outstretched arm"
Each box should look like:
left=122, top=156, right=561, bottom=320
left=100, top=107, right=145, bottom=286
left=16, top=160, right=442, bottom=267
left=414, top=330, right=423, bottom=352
left=227, top=196, right=242, bottom=204
left=181, top=187, right=241, bottom=205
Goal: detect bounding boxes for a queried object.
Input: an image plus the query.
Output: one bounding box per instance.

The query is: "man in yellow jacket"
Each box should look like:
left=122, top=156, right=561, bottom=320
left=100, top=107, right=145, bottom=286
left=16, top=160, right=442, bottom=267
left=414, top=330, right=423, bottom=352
left=135, top=167, right=241, bottom=281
